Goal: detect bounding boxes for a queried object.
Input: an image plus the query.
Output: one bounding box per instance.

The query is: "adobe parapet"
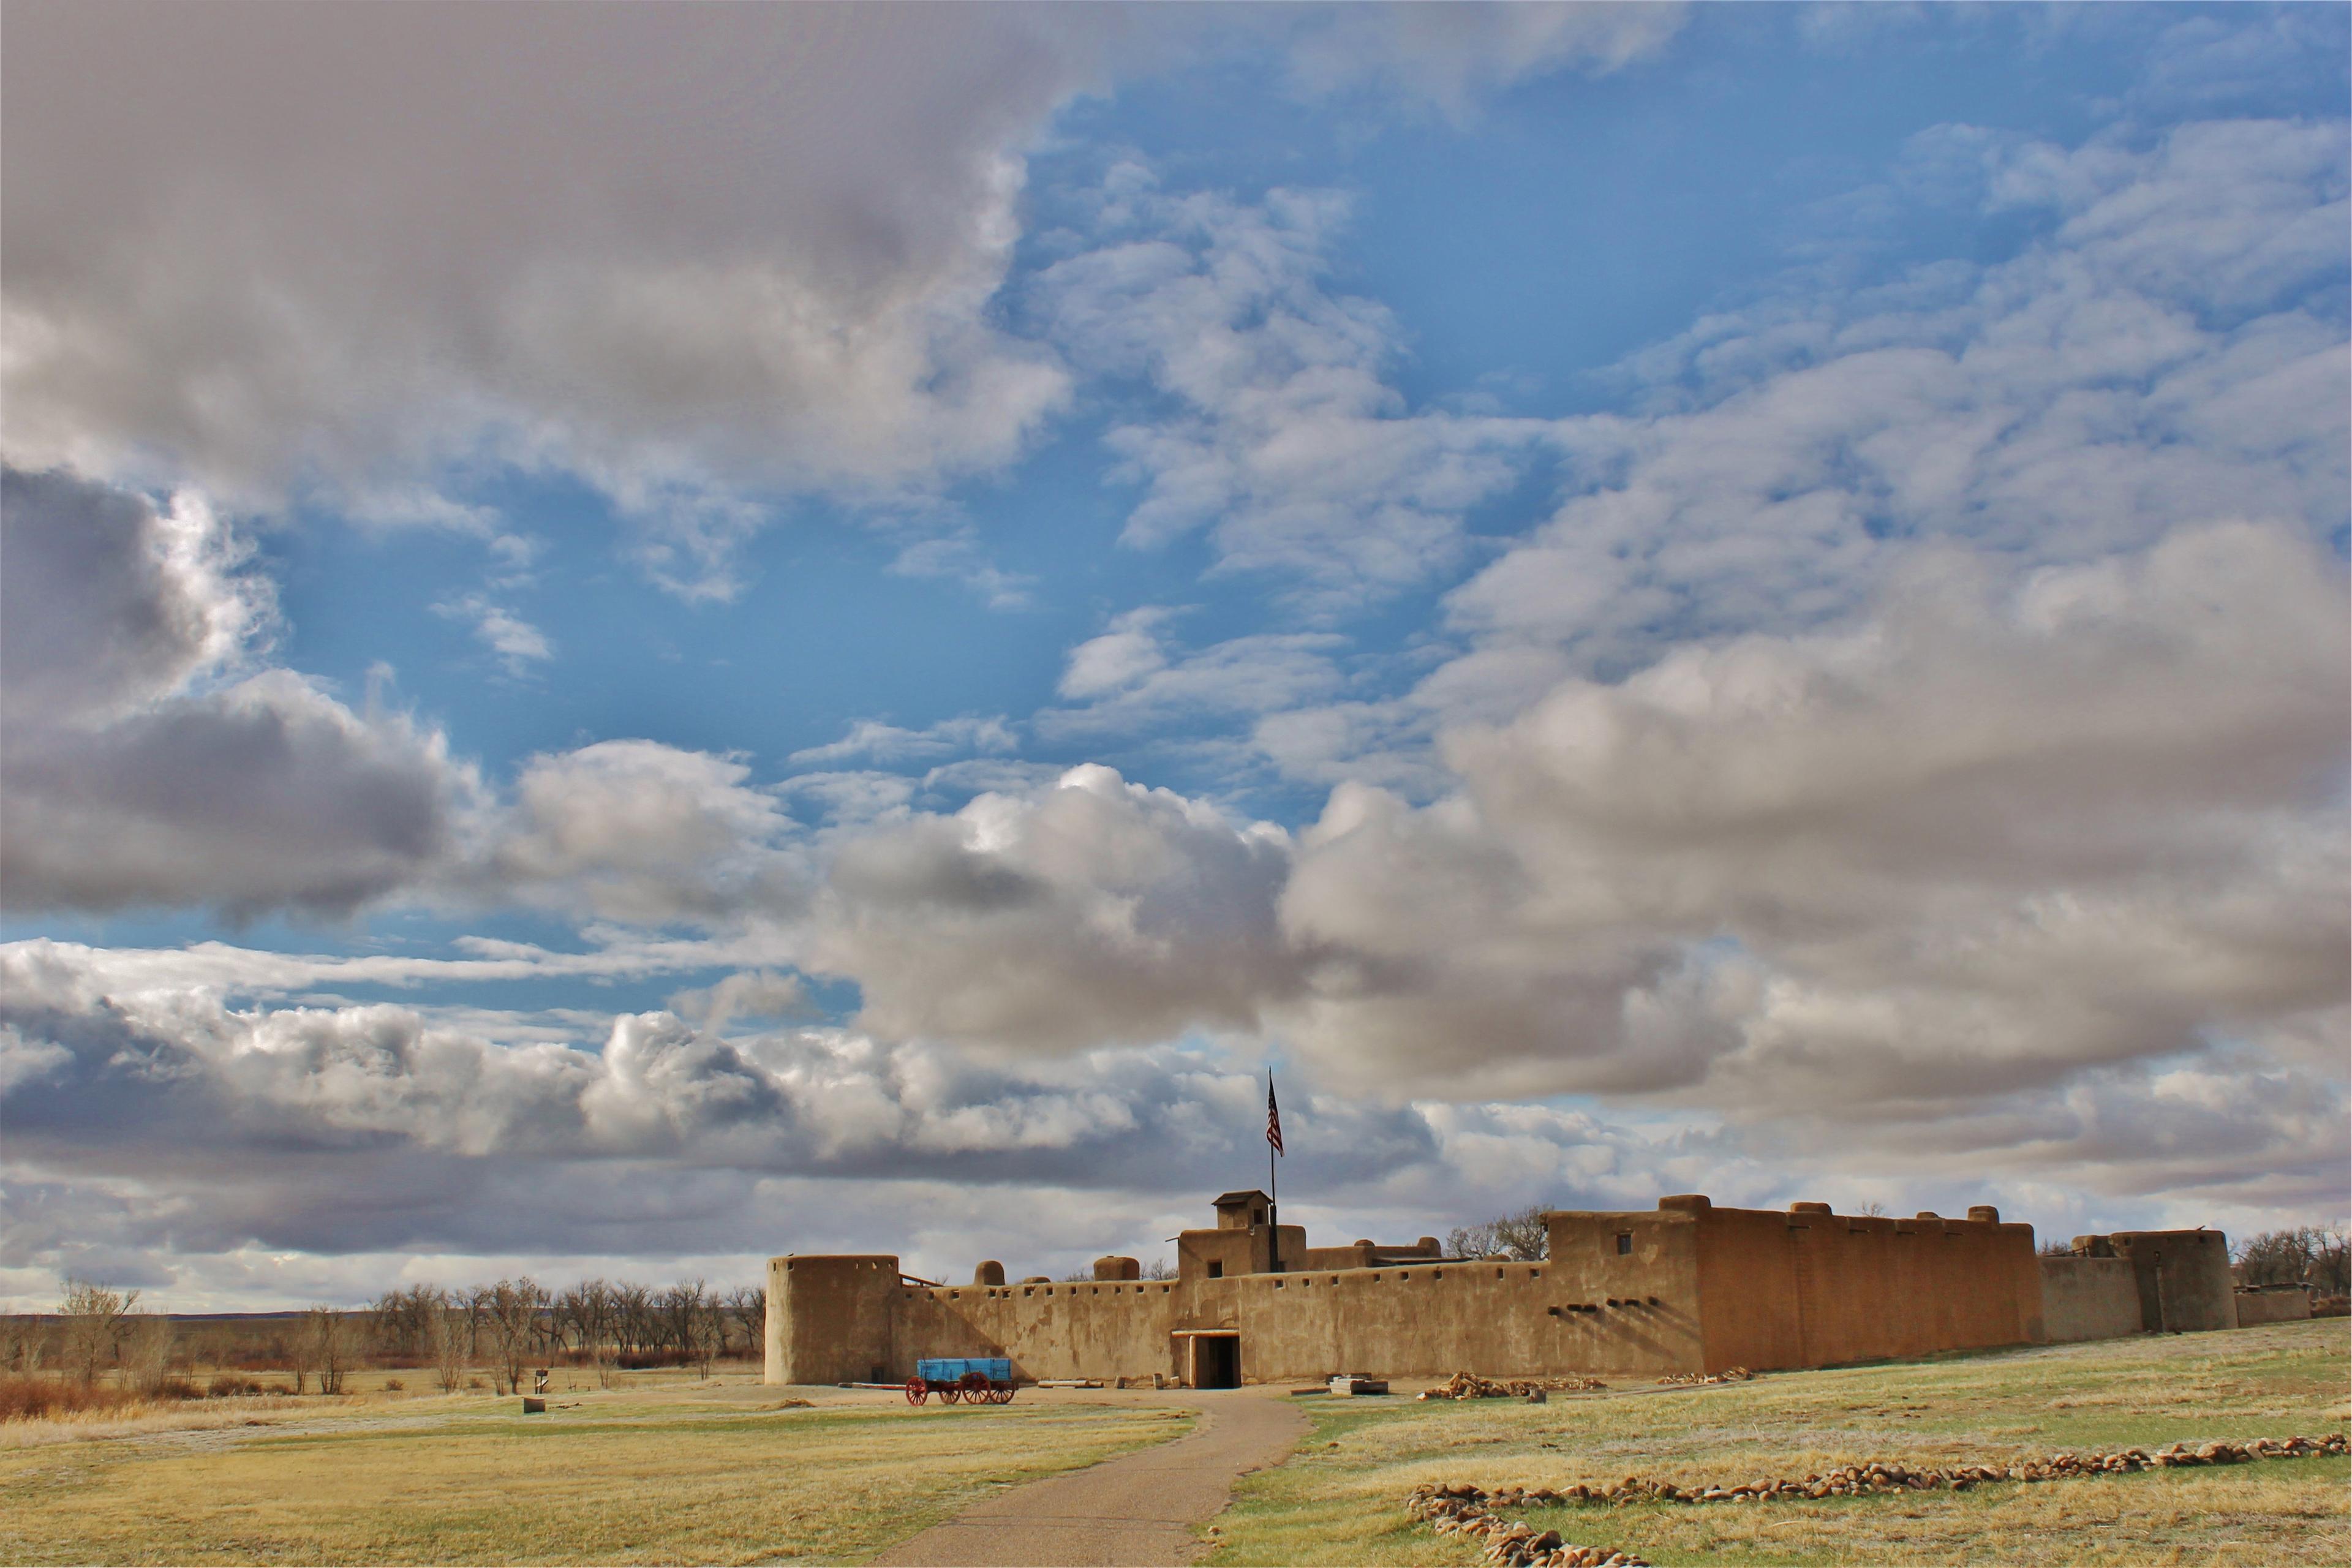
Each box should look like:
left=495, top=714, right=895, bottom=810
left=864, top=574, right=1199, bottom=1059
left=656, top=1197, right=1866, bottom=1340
left=766, top=1189, right=2075, bottom=1389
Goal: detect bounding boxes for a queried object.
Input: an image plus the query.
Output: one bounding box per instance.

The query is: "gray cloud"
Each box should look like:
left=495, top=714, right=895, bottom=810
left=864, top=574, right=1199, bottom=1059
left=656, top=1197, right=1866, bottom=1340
left=1280, top=522, right=2348, bottom=1115
left=0, top=466, right=473, bottom=914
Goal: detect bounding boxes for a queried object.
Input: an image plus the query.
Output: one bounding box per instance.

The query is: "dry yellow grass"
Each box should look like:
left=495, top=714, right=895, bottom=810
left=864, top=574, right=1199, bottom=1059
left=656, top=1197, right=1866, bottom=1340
left=0, top=1381, right=1191, bottom=1565
left=1207, top=1320, right=2351, bottom=1567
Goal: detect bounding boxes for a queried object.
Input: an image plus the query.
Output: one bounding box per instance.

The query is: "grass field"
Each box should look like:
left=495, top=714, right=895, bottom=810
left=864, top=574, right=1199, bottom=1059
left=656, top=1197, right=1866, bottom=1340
left=1206, top=1320, right=2351, bottom=1568
left=0, top=1380, right=1191, bottom=1566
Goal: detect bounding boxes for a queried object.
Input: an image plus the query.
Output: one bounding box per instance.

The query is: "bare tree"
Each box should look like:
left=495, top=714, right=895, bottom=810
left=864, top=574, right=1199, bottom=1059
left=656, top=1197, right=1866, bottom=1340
left=1142, top=1258, right=1177, bottom=1281
left=660, top=1280, right=723, bottom=1376
left=369, top=1283, right=444, bottom=1362
left=1447, top=1204, right=1551, bottom=1262
left=429, top=1295, right=467, bottom=1393
left=58, top=1279, right=139, bottom=1385
left=614, top=1281, right=655, bottom=1363
left=2235, top=1227, right=2352, bottom=1294
left=472, top=1279, right=547, bottom=1395
left=121, top=1312, right=175, bottom=1395
left=2, top=1319, right=47, bottom=1374
left=299, top=1306, right=355, bottom=1395
left=557, top=1279, right=621, bottom=1384
left=724, top=1285, right=765, bottom=1361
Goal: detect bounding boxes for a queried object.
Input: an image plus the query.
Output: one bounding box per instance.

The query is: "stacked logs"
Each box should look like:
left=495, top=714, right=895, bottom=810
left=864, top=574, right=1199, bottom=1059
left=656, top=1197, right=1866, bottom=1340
left=1654, top=1366, right=1753, bottom=1387
left=1405, top=1485, right=1646, bottom=1567
left=1421, top=1371, right=1610, bottom=1401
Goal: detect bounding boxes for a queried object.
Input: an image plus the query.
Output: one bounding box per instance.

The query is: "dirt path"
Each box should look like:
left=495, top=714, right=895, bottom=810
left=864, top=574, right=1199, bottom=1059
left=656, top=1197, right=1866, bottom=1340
left=873, top=1389, right=1309, bottom=1567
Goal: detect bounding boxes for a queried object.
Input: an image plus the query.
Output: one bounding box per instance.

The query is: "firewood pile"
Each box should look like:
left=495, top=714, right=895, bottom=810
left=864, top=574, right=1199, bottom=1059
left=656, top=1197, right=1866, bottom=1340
left=1653, top=1366, right=1753, bottom=1386
left=1420, top=1371, right=1610, bottom=1401
left=1403, top=1433, right=2348, bottom=1565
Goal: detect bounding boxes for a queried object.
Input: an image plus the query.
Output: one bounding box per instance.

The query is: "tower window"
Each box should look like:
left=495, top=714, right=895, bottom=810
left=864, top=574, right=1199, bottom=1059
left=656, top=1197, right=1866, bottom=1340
left=1207, top=1260, right=1224, bottom=1278
left=1616, top=1232, right=1634, bottom=1256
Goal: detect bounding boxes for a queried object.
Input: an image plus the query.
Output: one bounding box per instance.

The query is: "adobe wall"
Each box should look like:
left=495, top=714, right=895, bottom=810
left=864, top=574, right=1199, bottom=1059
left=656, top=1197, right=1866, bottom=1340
left=891, top=1256, right=1702, bottom=1384
left=2232, top=1290, right=2311, bottom=1327
left=2108, top=1231, right=2234, bottom=1333
left=763, top=1192, right=2118, bottom=1387
left=2040, top=1256, right=2144, bottom=1343
left=1685, top=1200, right=2041, bottom=1372
left=765, top=1255, right=897, bottom=1385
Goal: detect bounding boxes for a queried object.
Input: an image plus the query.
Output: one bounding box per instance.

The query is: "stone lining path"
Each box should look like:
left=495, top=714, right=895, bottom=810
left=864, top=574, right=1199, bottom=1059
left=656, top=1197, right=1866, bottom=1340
left=873, top=1389, right=1308, bottom=1567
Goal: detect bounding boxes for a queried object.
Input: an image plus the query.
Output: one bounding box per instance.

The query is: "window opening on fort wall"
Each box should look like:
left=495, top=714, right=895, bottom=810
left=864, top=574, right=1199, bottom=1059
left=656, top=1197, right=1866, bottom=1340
left=1618, top=1232, right=1634, bottom=1254
left=1207, top=1261, right=1223, bottom=1278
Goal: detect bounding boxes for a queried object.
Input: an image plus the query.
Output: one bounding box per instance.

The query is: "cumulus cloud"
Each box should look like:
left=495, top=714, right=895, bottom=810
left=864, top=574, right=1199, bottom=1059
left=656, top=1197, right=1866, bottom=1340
left=1280, top=523, right=2348, bottom=1120
left=0, top=466, right=474, bottom=914
left=1035, top=173, right=1550, bottom=609
left=478, top=741, right=802, bottom=924
left=807, top=764, right=1300, bottom=1052
left=1445, top=117, right=2348, bottom=673
left=0, top=2, right=1114, bottom=592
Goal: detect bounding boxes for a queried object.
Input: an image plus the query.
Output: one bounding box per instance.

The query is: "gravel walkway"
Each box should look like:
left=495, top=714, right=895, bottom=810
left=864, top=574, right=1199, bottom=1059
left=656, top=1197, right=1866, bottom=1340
left=873, top=1389, right=1308, bottom=1567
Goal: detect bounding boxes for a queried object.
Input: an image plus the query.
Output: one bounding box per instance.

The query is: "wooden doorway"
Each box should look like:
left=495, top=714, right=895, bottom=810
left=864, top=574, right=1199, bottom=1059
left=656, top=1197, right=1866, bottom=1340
left=1189, top=1333, right=1240, bottom=1389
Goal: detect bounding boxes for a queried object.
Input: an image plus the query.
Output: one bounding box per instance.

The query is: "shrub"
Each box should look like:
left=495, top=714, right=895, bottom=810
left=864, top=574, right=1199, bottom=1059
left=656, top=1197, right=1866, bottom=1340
left=0, top=1373, right=141, bottom=1421
left=382, top=1377, right=404, bottom=1392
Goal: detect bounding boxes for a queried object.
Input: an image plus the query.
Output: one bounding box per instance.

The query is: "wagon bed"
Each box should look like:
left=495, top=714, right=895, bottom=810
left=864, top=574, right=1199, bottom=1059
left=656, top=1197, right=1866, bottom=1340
left=906, top=1356, right=1016, bottom=1404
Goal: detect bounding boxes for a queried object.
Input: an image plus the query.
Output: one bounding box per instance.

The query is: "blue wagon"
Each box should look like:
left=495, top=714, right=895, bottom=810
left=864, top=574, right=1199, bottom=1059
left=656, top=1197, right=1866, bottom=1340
left=907, top=1356, right=1015, bottom=1405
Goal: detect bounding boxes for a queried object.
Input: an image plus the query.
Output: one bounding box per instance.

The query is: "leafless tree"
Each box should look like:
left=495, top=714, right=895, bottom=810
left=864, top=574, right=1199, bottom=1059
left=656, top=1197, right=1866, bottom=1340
left=370, top=1283, right=445, bottom=1362
left=121, top=1312, right=175, bottom=1395
left=614, top=1281, right=656, bottom=1362
left=1, top=1319, right=47, bottom=1374
left=57, top=1278, right=139, bottom=1385
left=429, top=1295, right=467, bottom=1393
left=1446, top=1204, right=1551, bottom=1261
left=724, top=1285, right=765, bottom=1360
left=2235, top=1227, right=2351, bottom=1294
left=299, top=1306, right=355, bottom=1395
left=660, top=1280, right=723, bottom=1376
left=1142, top=1258, right=1177, bottom=1281
left=557, top=1280, right=620, bottom=1386
left=472, top=1279, right=547, bottom=1395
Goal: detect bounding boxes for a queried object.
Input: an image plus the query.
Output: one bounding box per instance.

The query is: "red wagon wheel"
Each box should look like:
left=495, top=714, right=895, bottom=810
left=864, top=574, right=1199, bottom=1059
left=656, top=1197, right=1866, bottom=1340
left=993, top=1384, right=1015, bottom=1404
left=940, top=1381, right=962, bottom=1403
left=903, top=1376, right=928, bottom=1405
left=959, top=1371, right=990, bottom=1404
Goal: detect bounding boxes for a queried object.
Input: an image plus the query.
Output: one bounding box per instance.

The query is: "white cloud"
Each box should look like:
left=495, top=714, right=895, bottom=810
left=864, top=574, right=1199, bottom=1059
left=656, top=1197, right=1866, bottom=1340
left=0, top=466, right=475, bottom=914
left=1279, top=522, right=2348, bottom=1119
left=478, top=741, right=802, bottom=924
left=807, top=765, right=1300, bottom=1053
left=0, top=3, right=1115, bottom=594
left=788, top=714, right=1020, bottom=767
left=433, top=594, right=552, bottom=676
left=1283, top=1, right=1687, bottom=118
left=1035, top=175, right=1550, bottom=611
left=1446, top=117, right=2348, bottom=674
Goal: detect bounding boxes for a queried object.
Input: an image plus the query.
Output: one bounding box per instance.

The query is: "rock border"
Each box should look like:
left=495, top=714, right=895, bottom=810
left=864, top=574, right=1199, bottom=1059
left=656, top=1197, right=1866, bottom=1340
left=1404, top=1433, right=2348, bottom=1567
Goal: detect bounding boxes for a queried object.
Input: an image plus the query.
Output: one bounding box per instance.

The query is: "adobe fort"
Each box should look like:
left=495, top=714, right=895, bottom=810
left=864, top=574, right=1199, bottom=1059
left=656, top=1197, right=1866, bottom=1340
left=765, top=1190, right=2256, bottom=1389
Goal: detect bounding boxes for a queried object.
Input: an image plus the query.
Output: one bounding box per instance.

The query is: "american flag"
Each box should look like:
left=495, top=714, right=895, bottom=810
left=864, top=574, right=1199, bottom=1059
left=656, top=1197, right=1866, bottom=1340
left=1266, top=1074, right=1284, bottom=1156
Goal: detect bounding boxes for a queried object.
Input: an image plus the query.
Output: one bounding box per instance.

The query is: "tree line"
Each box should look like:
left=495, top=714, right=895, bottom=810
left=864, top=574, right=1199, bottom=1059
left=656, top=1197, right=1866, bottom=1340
left=369, top=1278, right=766, bottom=1392
left=2233, top=1227, right=2350, bottom=1295
left=5, top=1275, right=767, bottom=1397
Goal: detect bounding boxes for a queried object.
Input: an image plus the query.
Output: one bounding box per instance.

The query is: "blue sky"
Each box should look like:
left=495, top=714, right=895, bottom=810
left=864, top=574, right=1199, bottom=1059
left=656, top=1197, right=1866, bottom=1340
left=1, top=2, right=2346, bottom=1308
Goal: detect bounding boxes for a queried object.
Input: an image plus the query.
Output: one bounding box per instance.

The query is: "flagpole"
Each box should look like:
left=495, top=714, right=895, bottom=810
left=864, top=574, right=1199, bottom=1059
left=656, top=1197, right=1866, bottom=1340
left=1268, top=1069, right=1279, bottom=1272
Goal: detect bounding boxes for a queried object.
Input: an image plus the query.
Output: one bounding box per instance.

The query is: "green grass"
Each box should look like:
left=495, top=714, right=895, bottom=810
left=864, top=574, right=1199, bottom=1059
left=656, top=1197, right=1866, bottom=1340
left=1205, top=1321, right=2351, bottom=1567
left=0, top=1384, right=1192, bottom=1565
